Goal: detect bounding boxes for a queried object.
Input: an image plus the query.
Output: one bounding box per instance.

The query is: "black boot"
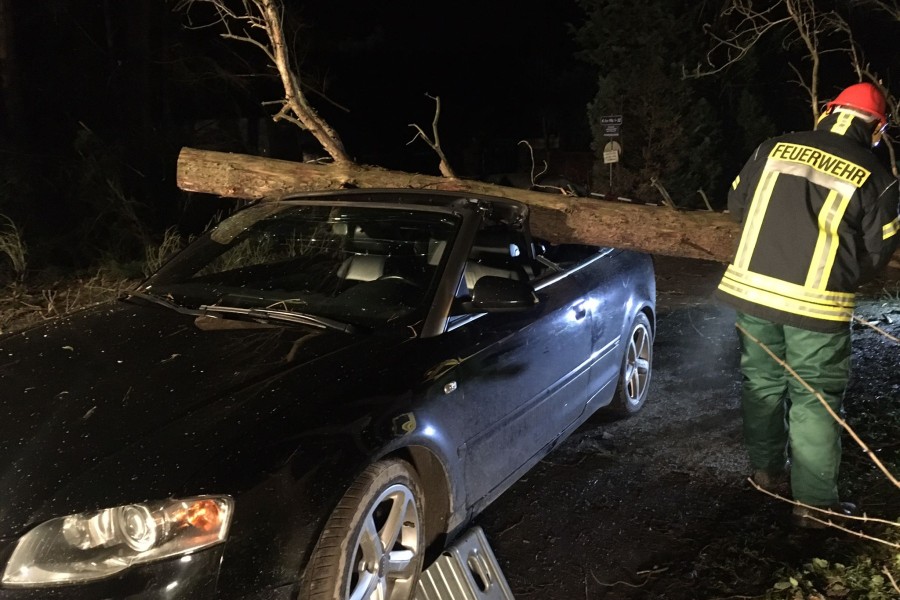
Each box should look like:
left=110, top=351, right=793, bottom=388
left=791, top=502, right=858, bottom=529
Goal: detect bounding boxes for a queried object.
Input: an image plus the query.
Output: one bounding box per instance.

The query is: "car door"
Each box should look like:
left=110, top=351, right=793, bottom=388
left=445, top=266, right=595, bottom=506
left=576, top=249, right=635, bottom=409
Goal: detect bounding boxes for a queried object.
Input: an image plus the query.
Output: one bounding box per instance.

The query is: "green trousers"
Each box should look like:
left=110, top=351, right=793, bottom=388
left=736, top=312, right=851, bottom=506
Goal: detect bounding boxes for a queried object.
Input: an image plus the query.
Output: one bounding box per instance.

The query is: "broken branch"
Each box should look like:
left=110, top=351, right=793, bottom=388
left=407, top=94, right=457, bottom=178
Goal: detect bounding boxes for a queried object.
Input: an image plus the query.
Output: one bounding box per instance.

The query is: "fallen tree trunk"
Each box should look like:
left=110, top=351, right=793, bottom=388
left=176, top=147, right=900, bottom=277
left=176, top=147, right=739, bottom=263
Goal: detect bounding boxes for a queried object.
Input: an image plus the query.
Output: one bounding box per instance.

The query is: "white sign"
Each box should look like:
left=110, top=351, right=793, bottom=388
left=603, top=140, right=623, bottom=163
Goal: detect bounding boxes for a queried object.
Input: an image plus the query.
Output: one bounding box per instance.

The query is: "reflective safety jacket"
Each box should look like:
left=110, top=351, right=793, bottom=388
left=716, top=113, right=900, bottom=332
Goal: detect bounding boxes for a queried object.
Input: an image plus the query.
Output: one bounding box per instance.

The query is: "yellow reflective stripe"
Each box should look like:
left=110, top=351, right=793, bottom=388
left=805, top=190, right=852, bottom=290
left=830, top=111, right=854, bottom=135
left=718, top=278, right=853, bottom=322
left=726, top=265, right=855, bottom=306
left=884, top=217, right=900, bottom=240
left=806, top=189, right=839, bottom=288
left=718, top=275, right=854, bottom=322
left=732, top=175, right=740, bottom=190
left=818, top=192, right=853, bottom=290
left=734, top=170, right=779, bottom=269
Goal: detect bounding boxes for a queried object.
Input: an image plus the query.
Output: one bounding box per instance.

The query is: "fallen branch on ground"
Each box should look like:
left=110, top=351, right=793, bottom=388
left=589, top=566, right=668, bottom=588
left=884, top=566, right=900, bottom=594
left=749, top=479, right=899, bottom=536
left=852, top=314, right=900, bottom=343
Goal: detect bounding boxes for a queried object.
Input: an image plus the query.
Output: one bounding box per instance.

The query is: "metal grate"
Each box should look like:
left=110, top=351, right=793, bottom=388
left=415, top=526, right=515, bottom=600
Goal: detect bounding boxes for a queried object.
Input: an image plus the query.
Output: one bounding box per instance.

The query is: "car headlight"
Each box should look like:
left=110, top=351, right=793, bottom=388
left=2, top=495, right=233, bottom=586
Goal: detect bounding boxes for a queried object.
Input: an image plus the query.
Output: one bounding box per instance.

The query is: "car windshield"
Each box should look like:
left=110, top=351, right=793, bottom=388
left=140, top=201, right=460, bottom=328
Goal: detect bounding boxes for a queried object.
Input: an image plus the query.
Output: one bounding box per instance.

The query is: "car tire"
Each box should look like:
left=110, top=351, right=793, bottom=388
left=608, top=312, right=653, bottom=416
left=302, top=458, right=425, bottom=600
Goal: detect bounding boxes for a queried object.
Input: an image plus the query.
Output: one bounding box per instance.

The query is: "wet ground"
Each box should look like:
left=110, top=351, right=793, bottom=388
left=475, top=256, right=900, bottom=599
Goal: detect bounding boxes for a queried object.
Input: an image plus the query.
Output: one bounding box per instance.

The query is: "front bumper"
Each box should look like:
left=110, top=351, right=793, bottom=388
left=0, top=544, right=225, bottom=600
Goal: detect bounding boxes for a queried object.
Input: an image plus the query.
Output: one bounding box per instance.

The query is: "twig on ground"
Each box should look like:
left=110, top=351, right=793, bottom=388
left=884, top=566, right=900, bottom=594
left=687, top=308, right=715, bottom=340
left=749, top=478, right=900, bottom=547
left=636, top=567, right=669, bottom=576
left=540, top=455, right=587, bottom=468
left=853, top=314, right=900, bottom=343
left=590, top=566, right=667, bottom=588
left=496, top=515, right=525, bottom=537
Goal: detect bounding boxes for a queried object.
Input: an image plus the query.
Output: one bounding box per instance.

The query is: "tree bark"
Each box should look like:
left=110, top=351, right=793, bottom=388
left=176, top=147, right=739, bottom=262
left=175, top=146, right=900, bottom=277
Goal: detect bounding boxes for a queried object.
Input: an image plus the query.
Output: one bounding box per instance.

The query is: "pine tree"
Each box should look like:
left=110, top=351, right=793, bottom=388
left=575, top=0, right=769, bottom=207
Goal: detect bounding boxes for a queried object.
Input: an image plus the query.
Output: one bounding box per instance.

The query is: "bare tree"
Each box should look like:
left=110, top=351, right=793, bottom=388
left=175, top=0, right=351, bottom=164
left=860, top=0, right=900, bottom=20
left=686, top=0, right=853, bottom=125
left=688, top=0, right=897, bottom=174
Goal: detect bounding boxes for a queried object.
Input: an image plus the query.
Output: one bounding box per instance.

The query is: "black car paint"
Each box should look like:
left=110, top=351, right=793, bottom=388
left=0, top=304, right=461, bottom=598
left=0, top=190, right=655, bottom=599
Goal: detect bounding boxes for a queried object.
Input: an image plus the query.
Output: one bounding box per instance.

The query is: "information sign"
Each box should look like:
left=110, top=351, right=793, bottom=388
left=600, top=115, right=623, bottom=137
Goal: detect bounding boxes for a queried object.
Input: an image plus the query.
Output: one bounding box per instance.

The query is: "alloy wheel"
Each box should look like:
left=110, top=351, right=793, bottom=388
left=347, top=483, right=421, bottom=600
left=623, top=321, right=651, bottom=406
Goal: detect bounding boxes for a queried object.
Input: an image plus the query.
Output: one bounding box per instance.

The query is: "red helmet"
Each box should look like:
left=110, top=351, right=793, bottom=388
left=826, top=82, right=887, bottom=128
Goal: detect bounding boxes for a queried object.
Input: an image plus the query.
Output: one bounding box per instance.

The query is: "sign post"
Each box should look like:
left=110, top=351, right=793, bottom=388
left=600, top=115, right=623, bottom=193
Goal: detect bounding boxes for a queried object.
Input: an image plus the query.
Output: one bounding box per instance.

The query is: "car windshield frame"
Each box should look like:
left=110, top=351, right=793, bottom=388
left=140, top=199, right=463, bottom=331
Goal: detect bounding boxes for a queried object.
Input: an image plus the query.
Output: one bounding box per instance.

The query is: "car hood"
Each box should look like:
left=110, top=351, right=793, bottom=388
left=0, top=300, right=382, bottom=534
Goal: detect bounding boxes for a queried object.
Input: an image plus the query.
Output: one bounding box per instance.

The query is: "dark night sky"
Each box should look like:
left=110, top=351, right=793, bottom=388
left=291, top=0, right=593, bottom=171
left=12, top=2, right=583, bottom=142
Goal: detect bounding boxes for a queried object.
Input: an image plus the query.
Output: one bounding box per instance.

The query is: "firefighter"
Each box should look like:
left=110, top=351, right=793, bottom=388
left=716, top=82, right=899, bottom=528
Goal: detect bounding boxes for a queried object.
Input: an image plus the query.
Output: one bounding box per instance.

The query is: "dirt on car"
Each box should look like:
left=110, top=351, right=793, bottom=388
left=475, top=256, right=900, bottom=599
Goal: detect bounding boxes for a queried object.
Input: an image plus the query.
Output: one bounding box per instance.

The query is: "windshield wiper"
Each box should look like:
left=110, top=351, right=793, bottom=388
left=124, top=291, right=198, bottom=315
left=198, top=305, right=357, bottom=334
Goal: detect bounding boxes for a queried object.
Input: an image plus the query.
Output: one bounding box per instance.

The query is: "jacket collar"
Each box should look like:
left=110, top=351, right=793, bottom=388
left=815, top=112, right=874, bottom=147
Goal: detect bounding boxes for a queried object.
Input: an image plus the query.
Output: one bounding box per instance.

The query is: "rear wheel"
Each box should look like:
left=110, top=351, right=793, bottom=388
left=608, top=312, right=653, bottom=416
left=302, top=459, right=425, bottom=600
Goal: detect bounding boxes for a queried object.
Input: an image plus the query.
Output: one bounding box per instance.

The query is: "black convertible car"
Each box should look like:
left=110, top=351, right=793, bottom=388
left=0, top=189, right=655, bottom=599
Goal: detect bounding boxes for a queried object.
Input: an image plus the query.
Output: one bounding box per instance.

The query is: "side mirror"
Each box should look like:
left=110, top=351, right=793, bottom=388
left=463, top=276, right=538, bottom=313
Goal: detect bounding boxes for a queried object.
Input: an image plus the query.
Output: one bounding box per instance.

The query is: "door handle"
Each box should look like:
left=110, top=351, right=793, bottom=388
left=572, top=302, right=588, bottom=320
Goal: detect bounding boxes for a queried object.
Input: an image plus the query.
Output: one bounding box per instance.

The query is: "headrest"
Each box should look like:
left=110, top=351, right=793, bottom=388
left=337, top=254, right=385, bottom=281
left=427, top=239, right=447, bottom=266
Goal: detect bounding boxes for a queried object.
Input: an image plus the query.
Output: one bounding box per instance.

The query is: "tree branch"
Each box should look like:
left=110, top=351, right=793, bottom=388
left=407, top=94, right=457, bottom=178
left=687, top=1, right=866, bottom=128
left=517, top=140, right=553, bottom=192
left=175, top=0, right=351, bottom=164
